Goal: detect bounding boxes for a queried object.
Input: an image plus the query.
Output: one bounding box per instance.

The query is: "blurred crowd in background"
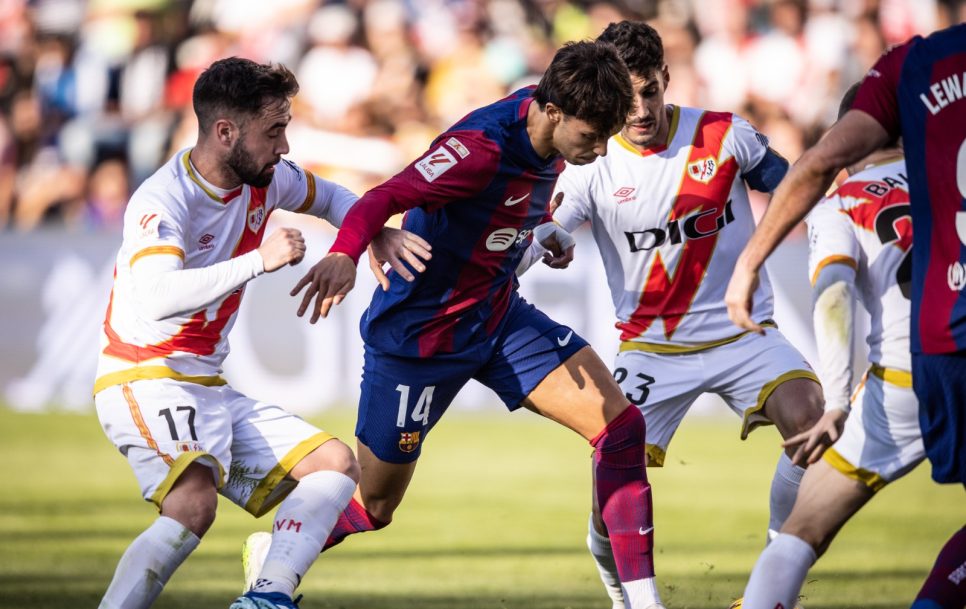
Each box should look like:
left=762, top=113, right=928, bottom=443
left=0, top=0, right=960, bottom=233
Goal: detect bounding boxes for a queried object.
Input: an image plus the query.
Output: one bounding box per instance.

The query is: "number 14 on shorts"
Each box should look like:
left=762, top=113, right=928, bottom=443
left=396, top=384, right=435, bottom=427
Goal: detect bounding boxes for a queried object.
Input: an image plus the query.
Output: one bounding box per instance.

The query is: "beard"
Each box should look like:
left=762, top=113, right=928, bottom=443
left=226, top=140, right=276, bottom=188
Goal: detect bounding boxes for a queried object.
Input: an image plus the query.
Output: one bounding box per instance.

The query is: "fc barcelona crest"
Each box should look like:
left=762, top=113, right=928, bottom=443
left=687, top=157, right=717, bottom=184
left=247, top=204, right=265, bottom=232
left=399, top=431, right=421, bottom=453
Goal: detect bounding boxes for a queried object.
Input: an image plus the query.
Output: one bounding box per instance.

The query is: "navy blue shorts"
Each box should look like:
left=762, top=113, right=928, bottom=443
left=356, top=295, right=588, bottom=463
left=912, top=351, right=966, bottom=485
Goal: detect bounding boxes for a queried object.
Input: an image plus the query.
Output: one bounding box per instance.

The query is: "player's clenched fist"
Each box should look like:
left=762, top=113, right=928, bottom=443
left=258, top=227, right=306, bottom=272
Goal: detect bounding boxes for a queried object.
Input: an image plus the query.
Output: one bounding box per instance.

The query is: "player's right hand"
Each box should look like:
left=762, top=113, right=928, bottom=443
left=725, top=260, right=764, bottom=334
left=258, top=227, right=306, bottom=272
left=290, top=252, right=357, bottom=323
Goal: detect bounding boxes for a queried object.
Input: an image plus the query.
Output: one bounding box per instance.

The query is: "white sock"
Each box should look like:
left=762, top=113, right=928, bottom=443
left=767, top=452, right=804, bottom=541
left=252, top=471, right=356, bottom=597
left=99, top=516, right=200, bottom=609
left=586, top=514, right=625, bottom=609
left=742, top=533, right=816, bottom=609
left=621, top=577, right=662, bottom=609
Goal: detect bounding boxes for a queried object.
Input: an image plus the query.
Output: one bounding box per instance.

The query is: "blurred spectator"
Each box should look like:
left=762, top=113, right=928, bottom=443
left=0, top=0, right=946, bottom=234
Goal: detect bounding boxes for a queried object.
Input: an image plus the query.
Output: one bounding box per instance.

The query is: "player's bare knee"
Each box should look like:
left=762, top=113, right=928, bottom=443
left=291, top=439, right=360, bottom=483
left=766, top=378, right=824, bottom=437
left=161, top=462, right=218, bottom=537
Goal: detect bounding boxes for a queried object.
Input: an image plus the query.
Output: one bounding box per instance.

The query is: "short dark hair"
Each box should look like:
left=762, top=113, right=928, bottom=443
left=193, top=57, right=299, bottom=133
left=596, top=21, right=665, bottom=77
left=532, top=41, right=632, bottom=136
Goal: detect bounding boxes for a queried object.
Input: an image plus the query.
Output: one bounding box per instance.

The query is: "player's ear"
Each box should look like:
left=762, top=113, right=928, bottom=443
left=661, top=65, right=670, bottom=89
left=545, top=102, right=563, bottom=125
left=214, top=118, right=236, bottom=146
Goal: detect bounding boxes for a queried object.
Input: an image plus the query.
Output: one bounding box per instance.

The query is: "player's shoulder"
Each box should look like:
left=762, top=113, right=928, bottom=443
left=834, top=157, right=908, bottom=202
left=269, top=157, right=310, bottom=191
left=126, top=149, right=194, bottom=220
left=450, top=87, right=533, bottom=133
left=678, top=105, right=735, bottom=126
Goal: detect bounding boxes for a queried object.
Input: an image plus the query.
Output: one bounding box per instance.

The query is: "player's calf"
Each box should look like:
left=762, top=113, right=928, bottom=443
left=591, top=405, right=657, bottom=606
left=249, top=442, right=358, bottom=598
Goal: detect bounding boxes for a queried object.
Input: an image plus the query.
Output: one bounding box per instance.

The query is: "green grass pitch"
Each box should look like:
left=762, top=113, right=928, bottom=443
left=0, top=406, right=959, bottom=609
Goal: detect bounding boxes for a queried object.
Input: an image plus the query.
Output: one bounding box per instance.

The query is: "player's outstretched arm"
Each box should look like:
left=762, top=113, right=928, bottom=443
left=291, top=252, right=357, bottom=323
left=726, top=110, right=889, bottom=331
left=367, top=227, right=432, bottom=290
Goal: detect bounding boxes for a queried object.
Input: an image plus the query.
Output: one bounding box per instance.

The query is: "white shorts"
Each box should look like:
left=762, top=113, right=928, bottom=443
left=613, top=328, right=818, bottom=466
left=823, top=366, right=924, bottom=491
left=95, top=379, right=335, bottom=516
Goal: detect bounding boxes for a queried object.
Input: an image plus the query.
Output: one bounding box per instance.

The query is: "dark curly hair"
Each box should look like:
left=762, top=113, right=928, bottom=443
left=193, top=57, right=299, bottom=133
left=533, top=40, right=633, bottom=136
left=596, top=21, right=665, bottom=77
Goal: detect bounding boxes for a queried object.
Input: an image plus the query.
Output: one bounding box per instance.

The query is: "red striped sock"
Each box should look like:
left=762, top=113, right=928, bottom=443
left=591, top=405, right=655, bottom=581
left=322, top=497, right=387, bottom=551
left=912, top=526, right=966, bottom=609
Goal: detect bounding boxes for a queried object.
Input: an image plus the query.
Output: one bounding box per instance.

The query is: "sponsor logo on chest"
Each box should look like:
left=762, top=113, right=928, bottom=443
left=485, top=227, right=533, bottom=251
left=624, top=200, right=735, bottom=252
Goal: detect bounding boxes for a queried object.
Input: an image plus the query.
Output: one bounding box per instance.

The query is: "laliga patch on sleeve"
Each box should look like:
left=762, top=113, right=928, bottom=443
left=136, top=212, right=163, bottom=240
left=415, top=146, right=457, bottom=183
left=445, top=137, right=471, bottom=159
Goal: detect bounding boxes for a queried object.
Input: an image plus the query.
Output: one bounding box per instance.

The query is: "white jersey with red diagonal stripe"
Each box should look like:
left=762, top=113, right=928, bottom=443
left=95, top=149, right=346, bottom=392
left=553, top=106, right=774, bottom=349
left=806, top=157, right=912, bottom=371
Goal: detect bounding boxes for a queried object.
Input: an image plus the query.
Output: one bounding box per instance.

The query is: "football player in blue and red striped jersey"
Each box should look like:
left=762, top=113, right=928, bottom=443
left=726, top=23, right=966, bottom=609
left=291, top=40, right=666, bottom=609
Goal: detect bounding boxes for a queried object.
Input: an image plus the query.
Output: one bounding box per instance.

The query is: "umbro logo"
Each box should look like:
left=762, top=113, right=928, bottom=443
left=199, top=233, right=215, bottom=251
left=614, top=186, right=636, bottom=205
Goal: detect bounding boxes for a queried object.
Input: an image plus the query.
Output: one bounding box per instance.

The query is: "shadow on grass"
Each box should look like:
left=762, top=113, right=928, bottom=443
left=0, top=570, right=927, bottom=609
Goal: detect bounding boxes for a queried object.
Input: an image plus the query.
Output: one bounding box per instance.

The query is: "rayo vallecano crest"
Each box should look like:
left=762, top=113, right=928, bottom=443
left=687, top=156, right=718, bottom=184
left=247, top=204, right=265, bottom=233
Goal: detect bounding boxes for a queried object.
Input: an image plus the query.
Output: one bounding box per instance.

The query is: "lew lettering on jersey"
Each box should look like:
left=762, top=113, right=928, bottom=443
left=919, top=71, right=965, bottom=115
left=416, top=146, right=458, bottom=182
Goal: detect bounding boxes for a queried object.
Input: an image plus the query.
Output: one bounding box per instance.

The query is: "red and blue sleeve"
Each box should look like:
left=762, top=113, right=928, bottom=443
left=852, top=38, right=914, bottom=140
left=329, top=131, right=502, bottom=263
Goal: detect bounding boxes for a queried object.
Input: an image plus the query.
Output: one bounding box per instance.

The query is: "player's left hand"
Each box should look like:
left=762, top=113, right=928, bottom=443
left=783, top=408, right=849, bottom=466
left=725, top=261, right=764, bottom=334
left=368, top=227, right=433, bottom=290
left=534, top=221, right=575, bottom=269
left=290, top=252, right=357, bottom=323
